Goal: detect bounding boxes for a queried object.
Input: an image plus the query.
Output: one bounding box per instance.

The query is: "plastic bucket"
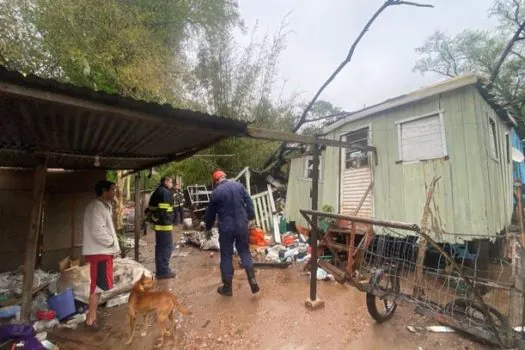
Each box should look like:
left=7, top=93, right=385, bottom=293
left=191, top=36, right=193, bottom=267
left=47, top=288, right=76, bottom=321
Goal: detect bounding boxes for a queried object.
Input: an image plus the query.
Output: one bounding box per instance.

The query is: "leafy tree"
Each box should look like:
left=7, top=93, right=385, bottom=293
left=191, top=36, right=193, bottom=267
left=414, top=0, right=525, bottom=131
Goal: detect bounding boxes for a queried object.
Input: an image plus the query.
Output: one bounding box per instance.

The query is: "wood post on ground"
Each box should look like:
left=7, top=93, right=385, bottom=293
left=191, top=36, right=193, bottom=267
left=413, top=176, right=441, bottom=299
left=21, top=163, right=47, bottom=321
left=134, top=173, right=141, bottom=262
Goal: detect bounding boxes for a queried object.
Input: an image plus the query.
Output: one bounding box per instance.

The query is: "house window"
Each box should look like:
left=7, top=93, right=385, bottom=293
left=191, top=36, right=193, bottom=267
left=344, top=128, right=369, bottom=169
left=397, top=113, right=446, bottom=162
left=304, top=156, right=322, bottom=179
left=489, top=117, right=499, bottom=160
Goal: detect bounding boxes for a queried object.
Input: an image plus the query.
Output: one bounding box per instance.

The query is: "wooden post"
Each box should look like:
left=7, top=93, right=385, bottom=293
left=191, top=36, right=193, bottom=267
left=134, top=173, right=141, bottom=261
left=70, top=197, right=76, bottom=258
left=305, top=142, right=324, bottom=310
left=413, top=176, right=440, bottom=299
left=21, top=164, right=47, bottom=321
left=515, top=183, right=525, bottom=247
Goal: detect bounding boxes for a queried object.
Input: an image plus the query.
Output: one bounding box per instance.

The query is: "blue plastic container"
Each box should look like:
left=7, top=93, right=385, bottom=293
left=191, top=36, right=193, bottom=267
left=47, top=288, right=75, bottom=321
left=0, top=305, right=20, bottom=319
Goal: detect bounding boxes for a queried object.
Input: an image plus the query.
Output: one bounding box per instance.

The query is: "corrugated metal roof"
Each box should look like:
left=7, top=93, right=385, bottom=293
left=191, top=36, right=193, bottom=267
left=0, top=66, right=248, bottom=170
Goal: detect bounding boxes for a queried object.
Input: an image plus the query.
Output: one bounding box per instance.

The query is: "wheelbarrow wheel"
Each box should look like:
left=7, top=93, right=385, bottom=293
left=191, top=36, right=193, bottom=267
left=366, top=267, right=400, bottom=323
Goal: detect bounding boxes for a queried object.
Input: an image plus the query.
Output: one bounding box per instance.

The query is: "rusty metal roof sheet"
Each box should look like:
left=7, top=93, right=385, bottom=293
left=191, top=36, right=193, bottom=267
left=0, top=66, right=248, bottom=170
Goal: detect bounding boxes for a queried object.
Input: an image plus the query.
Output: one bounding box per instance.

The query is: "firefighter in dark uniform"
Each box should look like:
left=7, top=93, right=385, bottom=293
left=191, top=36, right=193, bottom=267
left=203, top=170, right=259, bottom=296
left=148, top=176, right=176, bottom=279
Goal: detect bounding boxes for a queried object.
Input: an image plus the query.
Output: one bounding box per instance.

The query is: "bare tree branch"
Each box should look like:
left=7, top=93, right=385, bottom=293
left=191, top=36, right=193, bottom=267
left=490, top=17, right=525, bottom=83
left=394, top=1, right=433, bottom=8
left=291, top=0, right=433, bottom=133
left=261, top=0, right=433, bottom=172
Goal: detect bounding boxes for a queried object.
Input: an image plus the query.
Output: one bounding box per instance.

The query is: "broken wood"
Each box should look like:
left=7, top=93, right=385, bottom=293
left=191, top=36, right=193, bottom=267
left=21, top=163, right=47, bottom=321
left=251, top=261, right=291, bottom=269
left=413, top=176, right=441, bottom=299
left=353, top=180, right=374, bottom=216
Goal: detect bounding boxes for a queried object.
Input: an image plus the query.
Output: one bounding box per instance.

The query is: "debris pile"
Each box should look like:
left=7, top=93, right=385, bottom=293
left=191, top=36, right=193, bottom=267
left=0, top=258, right=151, bottom=349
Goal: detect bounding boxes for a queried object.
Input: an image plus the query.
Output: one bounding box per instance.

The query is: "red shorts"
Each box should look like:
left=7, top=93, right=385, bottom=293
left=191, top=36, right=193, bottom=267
left=85, top=254, right=114, bottom=295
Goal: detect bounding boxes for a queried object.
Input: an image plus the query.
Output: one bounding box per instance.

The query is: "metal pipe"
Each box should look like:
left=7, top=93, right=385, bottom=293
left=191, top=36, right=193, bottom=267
left=299, top=209, right=419, bottom=231
left=309, top=142, right=321, bottom=302
left=134, top=173, right=141, bottom=261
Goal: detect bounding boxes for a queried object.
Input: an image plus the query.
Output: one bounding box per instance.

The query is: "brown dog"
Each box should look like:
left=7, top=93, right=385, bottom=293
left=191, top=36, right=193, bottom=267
left=126, top=273, right=190, bottom=346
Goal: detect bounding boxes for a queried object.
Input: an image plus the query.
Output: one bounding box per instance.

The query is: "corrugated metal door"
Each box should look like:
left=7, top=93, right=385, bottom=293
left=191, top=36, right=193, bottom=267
left=340, top=128, right=372, bottom=217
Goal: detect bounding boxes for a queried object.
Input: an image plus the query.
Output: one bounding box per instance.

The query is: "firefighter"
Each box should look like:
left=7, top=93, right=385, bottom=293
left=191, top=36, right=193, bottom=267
left=203, top=170, right=259, bottom=296
left=148, top=176, right=176, bottom=279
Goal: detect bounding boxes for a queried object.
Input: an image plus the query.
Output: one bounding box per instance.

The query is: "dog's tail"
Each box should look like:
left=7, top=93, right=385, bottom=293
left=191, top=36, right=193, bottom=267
left=171, top=296, right=191, bottom=315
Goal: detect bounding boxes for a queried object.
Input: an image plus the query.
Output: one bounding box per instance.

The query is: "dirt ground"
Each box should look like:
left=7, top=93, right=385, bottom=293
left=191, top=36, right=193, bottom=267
left=49, top=228, right=489, bottom=350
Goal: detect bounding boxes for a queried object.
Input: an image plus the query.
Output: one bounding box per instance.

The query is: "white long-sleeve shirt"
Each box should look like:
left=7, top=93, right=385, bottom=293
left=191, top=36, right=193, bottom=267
left=82, top=198, right=120, bottom=256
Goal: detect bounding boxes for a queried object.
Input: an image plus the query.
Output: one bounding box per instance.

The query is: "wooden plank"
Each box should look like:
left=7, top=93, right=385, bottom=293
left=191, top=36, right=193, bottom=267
left=70, top=196, right=76, bottom=258
left=246, top=127, right=376, bottom=152
left=261, top=195, right=269, bottom=232
left=134, top=173, right=141, bottom=261
left=21, top=163, right=47, bottom=321
left=413, top=176, right=440, bottom=299
left=253, top=197, right=261, bottom=229
left=353, top=180, right=374, bottom=216
left=267, top=184, right=281, bottom=244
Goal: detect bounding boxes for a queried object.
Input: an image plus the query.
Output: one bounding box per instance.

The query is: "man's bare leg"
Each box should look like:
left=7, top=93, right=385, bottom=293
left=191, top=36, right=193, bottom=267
left=87, top=292, right=100, bottom=325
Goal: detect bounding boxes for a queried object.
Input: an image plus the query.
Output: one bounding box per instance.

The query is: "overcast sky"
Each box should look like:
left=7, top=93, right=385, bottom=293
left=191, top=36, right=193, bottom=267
left=235, top=0, right=497, bottom=112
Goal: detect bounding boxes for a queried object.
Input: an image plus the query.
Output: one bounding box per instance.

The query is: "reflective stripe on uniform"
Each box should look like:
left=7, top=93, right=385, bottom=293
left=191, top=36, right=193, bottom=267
left=153, top=225, right=173, bottom=231
left=158, top=203, right=172, bottom=210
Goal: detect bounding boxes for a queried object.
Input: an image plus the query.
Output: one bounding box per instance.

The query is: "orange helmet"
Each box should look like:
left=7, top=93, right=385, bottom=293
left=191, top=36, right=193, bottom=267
left=212, top=170, right=226, bottom=183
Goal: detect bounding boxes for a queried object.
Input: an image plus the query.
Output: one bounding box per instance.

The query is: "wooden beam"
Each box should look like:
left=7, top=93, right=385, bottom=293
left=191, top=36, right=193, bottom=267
left=413, top=176, right=441, bottom=299
left=246, top=127, right=377, bottom=152
left=515, top=183, right=525, bottom=247
left=21, top=163, right=47, bottom=321
left=353, top=180, right=374, bottom=216
left=134, top=173, right=141, bottom=261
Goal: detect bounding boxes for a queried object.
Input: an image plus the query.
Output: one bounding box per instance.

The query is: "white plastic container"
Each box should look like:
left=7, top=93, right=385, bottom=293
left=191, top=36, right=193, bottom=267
left=183, top=218, right=193, bottom=228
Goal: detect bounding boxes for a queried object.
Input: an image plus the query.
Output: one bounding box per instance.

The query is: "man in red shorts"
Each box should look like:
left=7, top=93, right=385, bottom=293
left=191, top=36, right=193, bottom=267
left=82, top=180, right=121, bottom=328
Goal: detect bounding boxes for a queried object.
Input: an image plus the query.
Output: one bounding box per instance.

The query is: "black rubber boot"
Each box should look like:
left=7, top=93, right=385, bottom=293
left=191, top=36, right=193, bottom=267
left=217, top=279, right=233, bottom=297
left=245, top=267, right=260, bottom=294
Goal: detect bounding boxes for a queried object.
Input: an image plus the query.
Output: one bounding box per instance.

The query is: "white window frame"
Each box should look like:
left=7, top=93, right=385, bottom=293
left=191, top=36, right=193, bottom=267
left=395, top=110, right=447, bottom=163
left=343, top=127, right=370, bottom=170
left=488, top=115, right=500, bottom=162
left=304, top=156, right=322, bottom=180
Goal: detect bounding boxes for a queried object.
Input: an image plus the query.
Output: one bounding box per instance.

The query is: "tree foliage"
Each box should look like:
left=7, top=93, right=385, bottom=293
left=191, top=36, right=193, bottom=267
left=414, top=0, right=525, bottom=130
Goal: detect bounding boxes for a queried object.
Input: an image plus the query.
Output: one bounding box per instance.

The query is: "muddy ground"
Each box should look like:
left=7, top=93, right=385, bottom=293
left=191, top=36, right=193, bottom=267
left=49, top=229, right=488, bottom=350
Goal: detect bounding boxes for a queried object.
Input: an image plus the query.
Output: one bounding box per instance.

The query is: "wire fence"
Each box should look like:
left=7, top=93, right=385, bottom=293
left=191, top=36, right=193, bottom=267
left=300, top=207, right=525, bottom=349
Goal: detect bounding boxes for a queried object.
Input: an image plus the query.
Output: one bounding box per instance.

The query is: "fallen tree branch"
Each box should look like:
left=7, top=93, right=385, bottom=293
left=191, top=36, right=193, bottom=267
left=490, top=18, right=525, bottom=83
left=262, top=0, right=433, bottom=171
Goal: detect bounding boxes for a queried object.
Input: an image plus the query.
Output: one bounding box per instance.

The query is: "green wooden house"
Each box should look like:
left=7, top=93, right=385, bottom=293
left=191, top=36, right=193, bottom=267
left=285, top=74, right=517, bottom=243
